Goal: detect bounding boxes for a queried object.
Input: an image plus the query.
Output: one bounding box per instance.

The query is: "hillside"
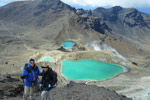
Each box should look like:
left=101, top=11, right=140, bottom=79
left=0, top=0, right=149, bottom=58
left=93, top=6, right=150, bottom=54
left=0, top=0, right=150, bottom=100
left=0, top=75, right=131, bottom=100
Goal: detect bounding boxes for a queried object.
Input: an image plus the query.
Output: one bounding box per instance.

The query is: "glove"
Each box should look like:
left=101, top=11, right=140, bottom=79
left=39, top=84, right=42, bottom=87
left=21, top=75, right=25, bottom=79
left=39, top=84, right=43, bottom=91
left=48, top=84, right=51, bottom=88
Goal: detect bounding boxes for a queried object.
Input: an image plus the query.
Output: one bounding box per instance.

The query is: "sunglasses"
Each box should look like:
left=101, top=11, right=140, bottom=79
left=30, top=62, right=35, bottom=64
left=42, top=67, right=47, bottom=69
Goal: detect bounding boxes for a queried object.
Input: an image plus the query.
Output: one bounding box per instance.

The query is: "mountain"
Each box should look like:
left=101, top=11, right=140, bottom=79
left=0, top=0, right=149, bottom=67
left=0, top=0, right=74, bottom=26
left=1, top=0, right=150, bottom=99
left=93, top=6, right=150, bottom=47
left=0, top=0, right=150, bottom=63
left=0, top=0, right=112, bottom=52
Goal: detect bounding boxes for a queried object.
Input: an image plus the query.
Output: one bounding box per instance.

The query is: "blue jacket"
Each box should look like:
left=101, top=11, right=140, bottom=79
left=21, top=63, right=42, bottom=87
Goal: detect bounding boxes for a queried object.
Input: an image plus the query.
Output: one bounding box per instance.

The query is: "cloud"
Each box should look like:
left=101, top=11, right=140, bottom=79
left=61, top=0, right=150, bottom=8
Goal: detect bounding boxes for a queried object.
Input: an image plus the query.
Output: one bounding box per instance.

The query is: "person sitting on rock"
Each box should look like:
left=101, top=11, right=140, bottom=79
left=21, top=58, right=42, bottom=100
left=39, top=63, right=57, bottom=100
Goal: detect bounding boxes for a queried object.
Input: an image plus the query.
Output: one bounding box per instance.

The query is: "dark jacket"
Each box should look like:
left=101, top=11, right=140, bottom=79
left=40, top=68, right=57, bottom=91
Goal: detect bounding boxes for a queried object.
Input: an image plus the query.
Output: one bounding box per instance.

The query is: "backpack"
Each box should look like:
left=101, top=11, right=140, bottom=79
left=49, top=68, right=58, bottom=86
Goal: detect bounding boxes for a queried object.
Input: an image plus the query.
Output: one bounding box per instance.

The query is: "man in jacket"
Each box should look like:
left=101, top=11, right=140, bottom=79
left=21, top=58, right=42, bottom=100
left=39, top=65, right=57, bottom=100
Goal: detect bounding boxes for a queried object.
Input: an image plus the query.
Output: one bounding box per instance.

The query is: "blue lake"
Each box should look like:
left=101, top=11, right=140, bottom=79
left=62, top=59, right=127, bottom=81
left=61, top=41, right=75, bottom=49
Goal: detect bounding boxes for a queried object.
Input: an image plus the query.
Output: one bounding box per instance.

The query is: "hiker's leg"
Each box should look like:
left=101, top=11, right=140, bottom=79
left=23, top=86, right=30, bottom=100
left=30, top=86, right=35, bottom=100
left=41, top=91, right=49, bottom=100
left=47, top=90, right=51, bottom=100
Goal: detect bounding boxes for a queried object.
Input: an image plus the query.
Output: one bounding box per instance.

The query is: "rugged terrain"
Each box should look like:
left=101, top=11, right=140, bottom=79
left=0, top=75, right=131, bottom=100
left=0, top=0, right=150, bottom=100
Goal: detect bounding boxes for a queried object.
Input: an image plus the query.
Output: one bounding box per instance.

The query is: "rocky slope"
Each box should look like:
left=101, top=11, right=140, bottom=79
left=50, top=81, right=131, bottom=100
left=0, top=75, right=131, bottom=100
left=0, top=0, right=108, bottom=49
left=92, top=6, right=150, bottom=54
left=0, top=0, right=150, bottom=99
left=0, top=0, right=74, bottom=26
left=0, top=75, right=23, bottom=99
left=93, top=6, right=150, bottom=38
left=0, top=0, right=149, bottom=58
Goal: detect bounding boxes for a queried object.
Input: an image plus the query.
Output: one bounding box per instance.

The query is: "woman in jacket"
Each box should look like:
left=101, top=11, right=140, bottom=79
left=39, top=65, right=57, bottom=100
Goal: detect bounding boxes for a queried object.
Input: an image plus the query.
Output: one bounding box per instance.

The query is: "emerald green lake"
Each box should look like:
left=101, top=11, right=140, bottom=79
left=39, top=57, right=53, bottom=62
left=61, top=41, right=75, bottom=49
left=62, top=60, right=127, bottom=81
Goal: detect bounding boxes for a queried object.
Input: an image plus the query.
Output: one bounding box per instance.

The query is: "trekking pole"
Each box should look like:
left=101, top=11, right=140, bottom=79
left=21, top=79, right=24, bottom=100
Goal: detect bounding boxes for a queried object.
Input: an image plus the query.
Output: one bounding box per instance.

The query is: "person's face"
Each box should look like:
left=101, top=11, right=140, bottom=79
left=30, top=61, right=35, bottom=67
left=43, top=67, right=48, bottom=72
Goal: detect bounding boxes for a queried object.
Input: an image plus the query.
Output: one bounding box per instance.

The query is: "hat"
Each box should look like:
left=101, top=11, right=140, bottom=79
left=29, top=58, right=35, bottom=62
left=41, top=62, right=49, bottom=68
left=41, top=66, right=49, bottom=68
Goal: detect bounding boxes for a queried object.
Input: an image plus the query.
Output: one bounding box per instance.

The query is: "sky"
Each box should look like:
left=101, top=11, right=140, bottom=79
left=0, top=0, right=149, bottom=14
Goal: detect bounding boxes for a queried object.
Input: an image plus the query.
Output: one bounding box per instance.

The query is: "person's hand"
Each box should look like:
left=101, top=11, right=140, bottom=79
left=20, top=75, right=25, bottom=79
left=48, top=84, right=51, bottom=88
left=39, top=84, right=43, bottom=91
left=39, top=84, right=42, bottom=87
left=39, top=72, right=43, bottom=76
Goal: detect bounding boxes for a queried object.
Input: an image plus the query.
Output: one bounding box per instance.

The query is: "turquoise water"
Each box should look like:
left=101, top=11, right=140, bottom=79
left=62, top=60, right=127, bottom=81
left=61, top=41, right=75, bottom=49
left=39, top=57, right=53, bottom=62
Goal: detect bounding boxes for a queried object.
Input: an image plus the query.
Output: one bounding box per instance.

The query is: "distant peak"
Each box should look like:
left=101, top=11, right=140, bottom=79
left=112, top=6, right=123, bottom=9
left=94, top=6, right=123, bottom=12
left=37, top=0, right=62, bottom=8
left=111, top=6, right=123, bottom=11
left=39, top=0, right=60, bottom=4
left=95, top=7, right=106, bottom=10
